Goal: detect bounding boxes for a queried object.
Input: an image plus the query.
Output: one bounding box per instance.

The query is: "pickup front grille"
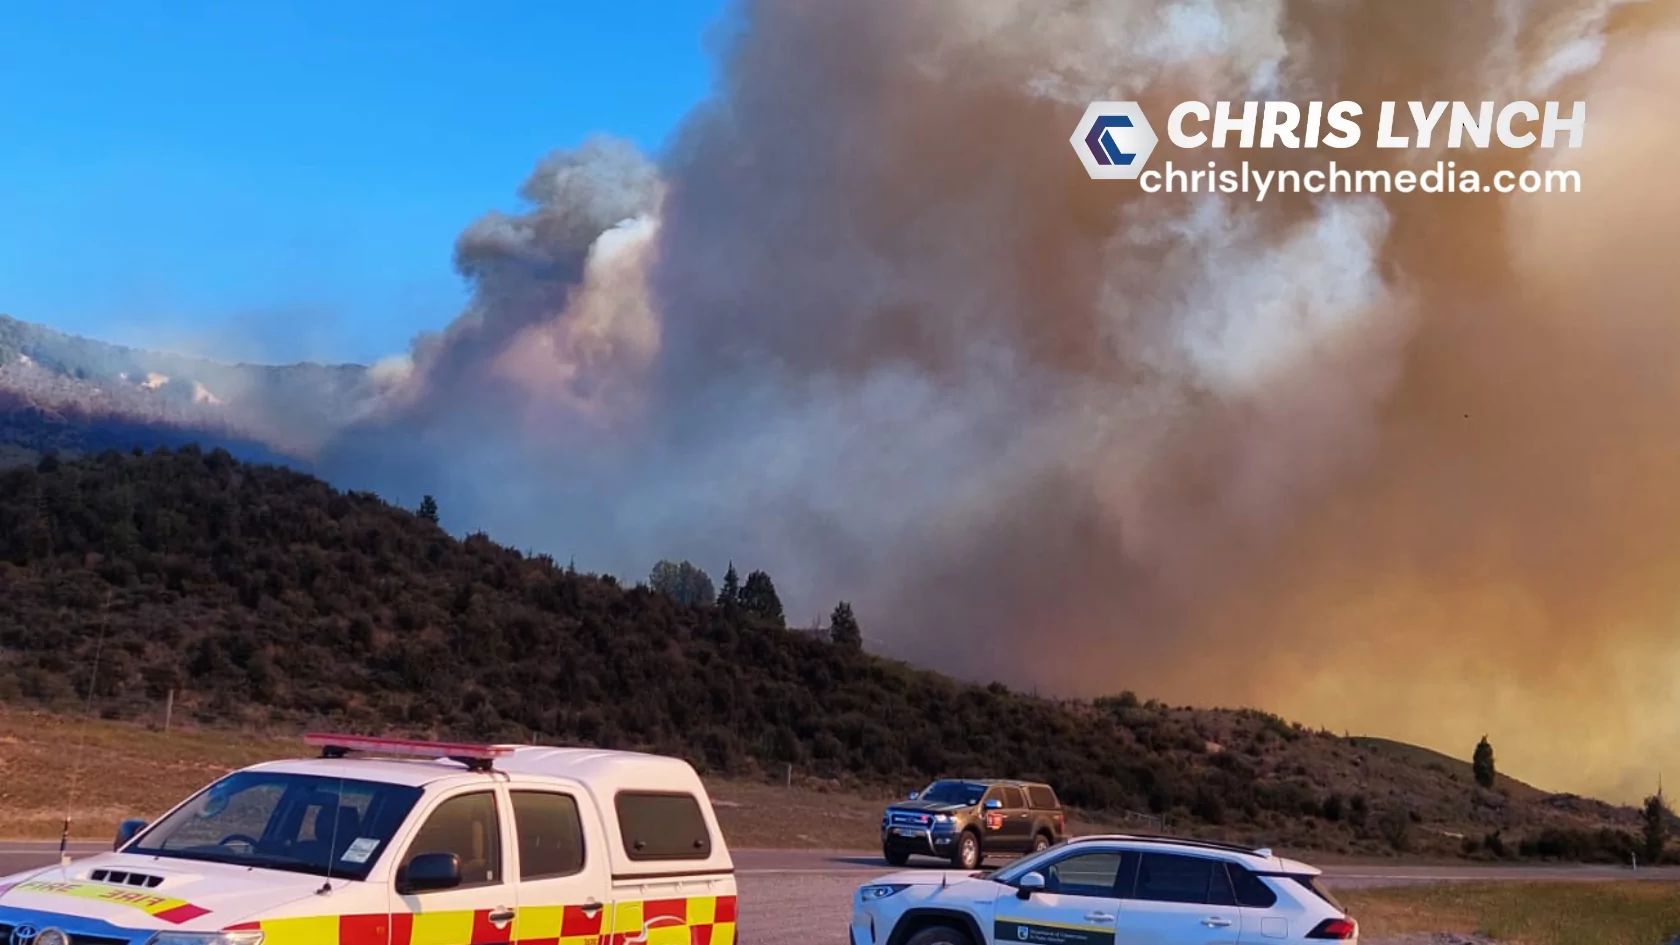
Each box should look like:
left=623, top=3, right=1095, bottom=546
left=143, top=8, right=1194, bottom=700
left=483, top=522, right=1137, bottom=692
left=889, top=811, right=934, bottom=827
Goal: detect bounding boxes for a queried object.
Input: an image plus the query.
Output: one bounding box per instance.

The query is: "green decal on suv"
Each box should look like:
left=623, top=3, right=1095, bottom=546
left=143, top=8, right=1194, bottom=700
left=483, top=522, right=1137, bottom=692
left=992, top=918, right=1115, bottom=945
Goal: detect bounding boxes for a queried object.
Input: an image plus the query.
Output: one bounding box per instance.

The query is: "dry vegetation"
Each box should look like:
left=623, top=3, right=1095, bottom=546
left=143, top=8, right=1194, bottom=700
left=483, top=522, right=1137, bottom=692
left=1343, top=881, right=1680, bottom=945
left=0, top=708, right=1139, bottom=849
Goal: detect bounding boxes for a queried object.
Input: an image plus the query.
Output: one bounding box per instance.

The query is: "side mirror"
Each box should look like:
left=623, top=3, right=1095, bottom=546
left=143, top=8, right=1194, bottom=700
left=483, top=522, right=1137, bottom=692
left=114, top=819, right=148, bottom=851
left=985, top=799, right=1003, bottom=810
left=399, top=852, right=462, bottom=894
left=908, top=792, right=919, bottom=800
left=1016, top=871, right=1046, bottom=900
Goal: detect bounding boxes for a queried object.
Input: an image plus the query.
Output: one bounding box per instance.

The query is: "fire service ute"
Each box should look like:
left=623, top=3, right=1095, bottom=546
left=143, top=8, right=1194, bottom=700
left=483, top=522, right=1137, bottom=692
left=0, top=734, right=738, bottom=944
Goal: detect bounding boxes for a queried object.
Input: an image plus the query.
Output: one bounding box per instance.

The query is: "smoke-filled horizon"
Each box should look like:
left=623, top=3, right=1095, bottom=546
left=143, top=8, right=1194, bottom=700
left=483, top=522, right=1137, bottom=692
left=307, top=0, right=1680, bottom=804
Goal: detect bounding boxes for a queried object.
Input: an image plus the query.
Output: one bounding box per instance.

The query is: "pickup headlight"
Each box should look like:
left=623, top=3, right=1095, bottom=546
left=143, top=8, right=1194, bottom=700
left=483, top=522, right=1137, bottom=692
left=933, top=814, right=953, bottom=823
left=148, top=932, right=265, bottom=945
left=859, top=884, right=911, bottom=901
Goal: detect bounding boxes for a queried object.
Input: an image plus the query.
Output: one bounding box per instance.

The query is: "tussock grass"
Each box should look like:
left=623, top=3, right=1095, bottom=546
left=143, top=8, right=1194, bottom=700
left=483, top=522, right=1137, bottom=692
left=1342, top=881, right=1680, bottom=945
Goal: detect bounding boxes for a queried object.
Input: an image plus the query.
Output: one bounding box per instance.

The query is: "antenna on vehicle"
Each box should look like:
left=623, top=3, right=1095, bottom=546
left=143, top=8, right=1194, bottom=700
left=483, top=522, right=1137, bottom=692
left=61, top=590, right=113, bottom=869
left=319, top=776, right=346, bottom=896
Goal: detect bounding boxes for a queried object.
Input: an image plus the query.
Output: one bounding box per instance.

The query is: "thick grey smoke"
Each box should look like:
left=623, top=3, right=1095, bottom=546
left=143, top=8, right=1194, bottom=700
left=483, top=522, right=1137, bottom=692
left=319, top=0, right=1680, bottom=801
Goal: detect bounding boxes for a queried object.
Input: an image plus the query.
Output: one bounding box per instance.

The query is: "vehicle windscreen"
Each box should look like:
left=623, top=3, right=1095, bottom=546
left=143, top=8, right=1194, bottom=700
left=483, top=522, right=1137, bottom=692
left=126, top=771, right=423, bottom=880
left=918, top=781, right=986, bottom=805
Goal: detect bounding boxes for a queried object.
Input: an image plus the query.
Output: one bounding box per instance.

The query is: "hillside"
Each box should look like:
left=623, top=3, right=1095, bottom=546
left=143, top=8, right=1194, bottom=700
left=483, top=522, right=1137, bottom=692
left=0, top=447, right=1659, bottom=861
left=0, top=314, right=372, bottom=458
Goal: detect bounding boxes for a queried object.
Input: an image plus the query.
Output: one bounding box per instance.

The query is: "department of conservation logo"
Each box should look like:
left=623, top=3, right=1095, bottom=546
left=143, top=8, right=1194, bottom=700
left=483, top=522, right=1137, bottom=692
left=1070, top=101, right=1158, bottom=180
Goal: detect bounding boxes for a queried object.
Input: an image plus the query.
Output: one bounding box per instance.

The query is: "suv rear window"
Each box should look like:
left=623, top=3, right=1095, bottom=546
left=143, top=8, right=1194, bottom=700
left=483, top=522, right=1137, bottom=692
left=614, top=791, right=713, bottom=861
left=1025, top=785, right=1059, bottom=809
left=1226, top=863, right=1278, bottom=908
left=1288, top=874, right=1344, bottom=912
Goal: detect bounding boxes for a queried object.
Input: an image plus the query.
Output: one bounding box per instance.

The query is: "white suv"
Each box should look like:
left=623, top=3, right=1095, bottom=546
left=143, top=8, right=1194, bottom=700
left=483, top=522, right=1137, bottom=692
left=850, top=834, right=1357, bottom=944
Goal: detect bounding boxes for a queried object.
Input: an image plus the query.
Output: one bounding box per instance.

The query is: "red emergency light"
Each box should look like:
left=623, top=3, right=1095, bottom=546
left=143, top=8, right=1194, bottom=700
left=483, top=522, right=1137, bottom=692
left=303, top=733, right=513, bottom=772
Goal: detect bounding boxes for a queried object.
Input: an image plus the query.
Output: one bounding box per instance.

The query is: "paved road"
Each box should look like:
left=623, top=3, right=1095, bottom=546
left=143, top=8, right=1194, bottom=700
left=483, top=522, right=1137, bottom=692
left=6, top=843, right=1680, bottom=945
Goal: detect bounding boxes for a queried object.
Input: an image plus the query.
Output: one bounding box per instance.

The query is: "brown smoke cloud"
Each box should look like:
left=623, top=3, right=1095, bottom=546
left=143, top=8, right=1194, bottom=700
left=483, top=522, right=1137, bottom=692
left=318, top=0, right=1680, bottom=801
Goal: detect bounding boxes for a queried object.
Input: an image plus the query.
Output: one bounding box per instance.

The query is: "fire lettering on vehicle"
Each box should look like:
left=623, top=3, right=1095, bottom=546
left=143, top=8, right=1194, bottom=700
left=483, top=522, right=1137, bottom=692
left=11, top=880, right=210, bottom=924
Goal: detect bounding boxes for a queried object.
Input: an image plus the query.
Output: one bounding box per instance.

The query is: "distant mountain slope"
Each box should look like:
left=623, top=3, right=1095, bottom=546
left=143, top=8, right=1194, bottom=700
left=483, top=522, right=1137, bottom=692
left=0, top=314, right=374, bottom=457
left=0, top=389, right=306, bottom=470
left=0, top=447, right=1658, bottom=861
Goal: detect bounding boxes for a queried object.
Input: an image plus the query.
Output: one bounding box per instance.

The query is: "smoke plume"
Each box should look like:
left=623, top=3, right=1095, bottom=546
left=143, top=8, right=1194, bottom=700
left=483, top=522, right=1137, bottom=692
left=317, top=0, right=1680, bottom=802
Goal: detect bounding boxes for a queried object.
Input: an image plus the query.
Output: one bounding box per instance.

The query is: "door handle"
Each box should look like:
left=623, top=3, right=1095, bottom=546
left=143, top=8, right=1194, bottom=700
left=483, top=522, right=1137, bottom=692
left=1201, top=916, right=1232, bottom=928
left=488, top=908, right=516, bottom=924
left=580, top=900, right=602, bottom=916
left=1084, top=912, right=1115, bottom=923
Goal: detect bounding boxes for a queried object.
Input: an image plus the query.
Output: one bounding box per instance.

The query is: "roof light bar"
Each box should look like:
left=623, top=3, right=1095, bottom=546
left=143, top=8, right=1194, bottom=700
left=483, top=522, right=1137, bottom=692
left=303, top=733, right=512, bottom=772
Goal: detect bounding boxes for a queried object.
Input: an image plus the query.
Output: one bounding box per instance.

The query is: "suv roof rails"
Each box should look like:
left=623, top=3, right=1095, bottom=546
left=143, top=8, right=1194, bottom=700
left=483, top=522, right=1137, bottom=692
left=1067, top=833, right=1275, bottom=858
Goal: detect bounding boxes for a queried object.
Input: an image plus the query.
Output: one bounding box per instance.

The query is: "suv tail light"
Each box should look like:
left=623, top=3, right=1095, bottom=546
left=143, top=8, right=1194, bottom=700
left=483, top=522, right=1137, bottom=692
left=1054, top=812, right=1065, bottom=830
left=1306, top=918, right=1357, bottom=939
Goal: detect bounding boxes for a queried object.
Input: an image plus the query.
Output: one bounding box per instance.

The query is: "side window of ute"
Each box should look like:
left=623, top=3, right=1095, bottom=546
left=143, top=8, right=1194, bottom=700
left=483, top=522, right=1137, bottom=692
left=615, top=791, right=712, bottom=861
left=511, top=791, right=586, bottom=880
left=1001, top=787, right=1026, bottom=810
left=402, top=791, right=502, bottom=888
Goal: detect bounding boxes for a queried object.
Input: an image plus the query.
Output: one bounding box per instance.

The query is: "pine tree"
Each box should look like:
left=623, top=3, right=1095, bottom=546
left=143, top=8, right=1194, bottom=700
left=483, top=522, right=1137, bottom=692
left=1645, top=788, right=1669, bottom=865
left=717, top=562, right=740, bottom=611
left=830, top=601, right=862, bottom=650
left=417, top=494, right=440, bottom=523
left=648, top=560, right=715, bottom=606
left=1472, top=735, right=1496, bottom=789
left=740, top=570, right=785, bottom=627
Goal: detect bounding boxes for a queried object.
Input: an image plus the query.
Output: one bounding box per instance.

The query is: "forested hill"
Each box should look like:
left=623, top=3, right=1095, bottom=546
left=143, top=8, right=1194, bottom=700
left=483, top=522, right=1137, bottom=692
left=0, top=447, right=1652, bottom=858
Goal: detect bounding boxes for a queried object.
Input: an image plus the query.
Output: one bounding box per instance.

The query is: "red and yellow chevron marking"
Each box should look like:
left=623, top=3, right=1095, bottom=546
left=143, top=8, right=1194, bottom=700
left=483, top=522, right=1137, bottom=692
left=606, top=894, right=736, bottom=945
left=222, top=895, right=737, bottom=945
left=9, top=880, right=210, bottom=924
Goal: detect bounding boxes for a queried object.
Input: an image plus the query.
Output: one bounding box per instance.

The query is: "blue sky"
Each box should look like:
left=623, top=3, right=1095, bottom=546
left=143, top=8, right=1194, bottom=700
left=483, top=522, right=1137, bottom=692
left=0, top=0, right=729, bottom=365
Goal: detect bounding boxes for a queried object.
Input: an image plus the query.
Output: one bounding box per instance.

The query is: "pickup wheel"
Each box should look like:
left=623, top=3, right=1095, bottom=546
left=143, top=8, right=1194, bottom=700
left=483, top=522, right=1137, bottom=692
left=884, top=847, right=909, bottom=867
left=905, top=923, right=976, bottom=945
left=951, top=829, right=981, bottom=870
left=1029, top=832, right=1051, bottom=854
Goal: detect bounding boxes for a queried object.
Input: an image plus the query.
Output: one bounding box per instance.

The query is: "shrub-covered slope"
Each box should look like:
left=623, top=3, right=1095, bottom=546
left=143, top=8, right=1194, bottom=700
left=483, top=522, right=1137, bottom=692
left=0, top=447, right=1653, bottom=858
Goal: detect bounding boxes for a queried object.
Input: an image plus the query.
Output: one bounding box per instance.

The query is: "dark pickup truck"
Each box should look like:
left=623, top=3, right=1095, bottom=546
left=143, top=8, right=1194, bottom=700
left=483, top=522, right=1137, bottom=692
left=880, top=778, right=1066, bottom=869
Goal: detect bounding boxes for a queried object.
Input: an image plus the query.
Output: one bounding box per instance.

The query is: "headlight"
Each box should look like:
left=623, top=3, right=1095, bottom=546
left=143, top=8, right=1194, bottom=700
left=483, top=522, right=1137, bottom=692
left=933, top=814, right=953, bottom=823
left=148, top=932, right=265, bottom=945
left=859, top=884, right=911, bottom=901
